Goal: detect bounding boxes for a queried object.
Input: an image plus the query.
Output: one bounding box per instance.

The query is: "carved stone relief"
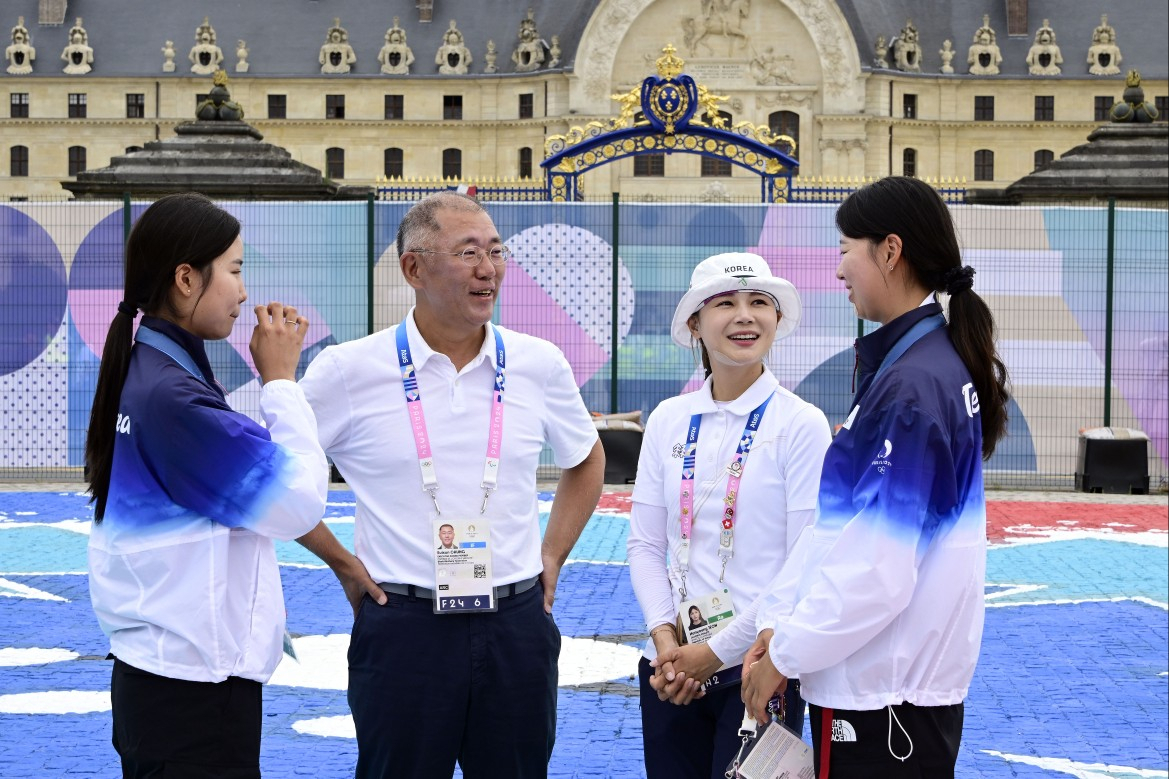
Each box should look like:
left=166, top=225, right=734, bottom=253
left=379, top=17, right=415, bottom=75
left=750, top=46, right=794, bottom=85
left=1087, top=15, right=1122, bottom=76
left=682, top=0, right=751, bottom=58
left=61, top=18, right=93, bottom=75
left=7, top=16, right=36, bottom=74
left=189, top=17, right=224, bottom=75
left=1026, top=19, right=1062, bottom=76
left=967, top=15, right=1001, bottom=76
left=435, top=19, right=472, bottom=74
left=320, top=18, right=357, bottom=74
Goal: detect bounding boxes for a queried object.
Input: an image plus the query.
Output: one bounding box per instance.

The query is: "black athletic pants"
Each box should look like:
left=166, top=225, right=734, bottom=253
left=110, top=657, right=262, bottom=779
left=808, top=701, right=963, bottom=778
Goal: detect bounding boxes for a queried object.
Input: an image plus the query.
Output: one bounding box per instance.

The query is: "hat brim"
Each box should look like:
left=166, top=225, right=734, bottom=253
left=670, top=277, right=803, bottom=348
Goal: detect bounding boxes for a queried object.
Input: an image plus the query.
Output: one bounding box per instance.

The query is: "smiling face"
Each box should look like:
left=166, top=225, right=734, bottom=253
left=184, top=236, right=247, bottom=340
left=689, top=606, right=703, bottom=625
left=836, top=235, right=894, bottom=324
left=438, top=524, right=455, bottom=548
left=406, top=206, right=505, bottom=339
left=688, top=290, right=779, bottom=368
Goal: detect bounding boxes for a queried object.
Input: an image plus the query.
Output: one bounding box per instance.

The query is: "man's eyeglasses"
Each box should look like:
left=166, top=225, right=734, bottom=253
left=410, top=246, right=512, bottom=266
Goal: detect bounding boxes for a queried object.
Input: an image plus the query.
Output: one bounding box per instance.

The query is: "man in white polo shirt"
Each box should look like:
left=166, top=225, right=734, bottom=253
left=296, top=191, right=604, bottom=779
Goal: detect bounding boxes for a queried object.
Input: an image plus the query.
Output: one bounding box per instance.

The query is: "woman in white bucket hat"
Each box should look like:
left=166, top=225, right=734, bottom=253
left=627, top=252, right=832, bottom=777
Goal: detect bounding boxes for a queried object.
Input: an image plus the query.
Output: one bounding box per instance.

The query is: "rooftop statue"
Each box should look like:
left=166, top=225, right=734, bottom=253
left=967, top=15, right=1001, bottom=75
left=892, top=19, right=922, bottom=72
left=1087, top=15, right=1122, bottom=76
left=1026, top=19, right=1063, bottom=76
left=61, top=18, right=93, bottom=75
left=379, top=17, right=414, bottom=75
left=435, top=19, right=471, bottom=74
left=6, top=16, right=35, bottom=75
left=320, top=18, right=356, bottom=74
left=512, top=9, right=546, bottom=72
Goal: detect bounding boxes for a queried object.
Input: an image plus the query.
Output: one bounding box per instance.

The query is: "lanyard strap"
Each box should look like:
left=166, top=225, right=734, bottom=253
left=395, top=323, right=506, bottom=515
left=677, top=393, right=773, bottom=595
left=136, top=327, right=209, bottom=387
left=874, top=313, right=945, bottom=381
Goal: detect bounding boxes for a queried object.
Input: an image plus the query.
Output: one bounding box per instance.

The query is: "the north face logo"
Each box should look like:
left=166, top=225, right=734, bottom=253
left=831, top=718, right=857, bottom=742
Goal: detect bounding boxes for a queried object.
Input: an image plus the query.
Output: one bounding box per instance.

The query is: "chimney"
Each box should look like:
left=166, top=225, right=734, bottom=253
left=1005, top=0, right=1028, bottom=36
left=38, top=0, right=67, bottom=26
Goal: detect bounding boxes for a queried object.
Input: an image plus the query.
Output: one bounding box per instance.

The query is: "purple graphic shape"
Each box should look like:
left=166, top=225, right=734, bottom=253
left=498, top=261, right=610, bottom=388
left=0, top=207, right=68, bottom=376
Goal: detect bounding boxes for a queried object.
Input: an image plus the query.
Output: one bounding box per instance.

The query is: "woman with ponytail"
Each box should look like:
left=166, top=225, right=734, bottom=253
left=86, top=192, right=329, bottom=778
left=741, top=176, right=1010, bottom=777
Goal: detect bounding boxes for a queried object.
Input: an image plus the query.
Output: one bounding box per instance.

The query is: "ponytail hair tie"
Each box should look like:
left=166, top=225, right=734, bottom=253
left=942, top=265, right=975, bottom=295
left=117, top=301, right=138, bottom=318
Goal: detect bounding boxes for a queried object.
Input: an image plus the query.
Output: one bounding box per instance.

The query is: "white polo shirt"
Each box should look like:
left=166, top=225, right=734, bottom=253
left=300, top=309, right=598, bottom=588
left=628, top=370, right=831, bottom=666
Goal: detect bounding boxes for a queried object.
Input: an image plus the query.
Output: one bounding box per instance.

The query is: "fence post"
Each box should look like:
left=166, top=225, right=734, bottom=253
left=611, top=191, right=620, bottom=414
left=122, top=192, right=131, bottom=247
left=367, top=192, right=376, bottom=337
left=1104, top=197, right=1115, bottom=426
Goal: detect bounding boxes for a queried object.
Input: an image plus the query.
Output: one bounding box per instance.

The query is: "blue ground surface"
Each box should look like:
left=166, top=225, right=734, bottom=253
left=1, top=490, right=1166, bottom=778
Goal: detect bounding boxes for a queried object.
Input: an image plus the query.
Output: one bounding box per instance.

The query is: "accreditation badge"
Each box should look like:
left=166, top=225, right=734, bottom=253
left=432, top=518, right=496, bottom=614
left=675, top=588, right=739, bottom=686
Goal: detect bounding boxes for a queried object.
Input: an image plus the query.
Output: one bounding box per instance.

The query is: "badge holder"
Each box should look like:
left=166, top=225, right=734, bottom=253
left=432, top=517, right=496, bottom=614
left=724, top=696, right=813, bottom=779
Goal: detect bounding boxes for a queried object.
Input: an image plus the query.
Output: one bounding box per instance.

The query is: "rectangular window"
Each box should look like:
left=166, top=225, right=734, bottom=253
left=10, top=145, right=29, bottom=177
left=519, top=93, right=534, bottom=119
left=326, top=94, right=345, bottom=119
left=1034, top=149, right=1055, bottom=169
left=902, top=148, right=917, bottom=178
left=385, top=94, right=404, bottom=120
left=974, top=96, right=994, bottom=121
left=10, top=92, right=29, bottom=118
left=518, top=147, right=533, bottom=179
left=267, top=94, right=287, bottom=119
left=195, top=93, right=209, bottom=113
left=700, top=157, right=732, bottom=177
left=1094, top=96, right=1113, bottom=122
left=68, top=146, right=87, bottom=176
left=68, top=93, right=87, bottom=119
left=1034, top=95, right=1054, bottom=121
left=443, top=95, right=463, bottom=121
left=902, top=94, right=917, bottom=119
left=126, top=93, right=145, bottom=119
left=326, top=148, right=344, bottom=179
left=1156, top=96, right=1168, bottom=121
left=633, top=154, right=665, bottom=177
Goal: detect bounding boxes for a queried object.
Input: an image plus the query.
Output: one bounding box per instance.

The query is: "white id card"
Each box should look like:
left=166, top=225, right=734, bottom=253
left=734, top=720, right=814, bottom=779
left=678, top=588, right=735, bottom=648
left=432, top=518, right=495, bottom=614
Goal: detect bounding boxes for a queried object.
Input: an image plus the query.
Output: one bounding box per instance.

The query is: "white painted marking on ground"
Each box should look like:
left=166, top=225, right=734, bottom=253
left=987, top=596, right=1168, bottom=611
left=0, top=647, right=78, bottom=667
left=983, top=750, right=1169, bottom=778
left=0, top=578, right=67, bottom=601
left=269, top=634, right=641, bottom=692
left=984, top=584, right=1047, bottom=601
left=292, top=715, right=356, bottom=739
left=0, top=690, right=110, bottom=714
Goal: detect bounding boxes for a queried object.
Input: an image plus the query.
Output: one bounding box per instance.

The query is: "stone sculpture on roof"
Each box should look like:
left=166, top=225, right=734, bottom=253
left=379, top=17, right=414, bottom=75
left=436, top=19, right=471, bottom=74
left=6, top=17, right=35, bottom=74
left=1026, top=19, right=1062, bottom=76
left=939, top=40, right=954, bottom=74
left=872, top=35, right=889, bottom=69
left=320, top=19, right=356, bottom=74
left=235, top=40, right=249, bottom=73
left=189, top=17, right=224, bottom=75
left=1087, top=15, right=1122, bottom=76
left=892, top=20, right=922, bottom=72
left=512, top=9, right=547, bottom=72
left=161, top=40, right=176, bottom=72
left=967, top=15, right=1001, bottom=76
left=485, top=39, right=498, bottom=73
left=549, top=35, right=561, bottom=68
left=61, top=18, right=93, bottom=75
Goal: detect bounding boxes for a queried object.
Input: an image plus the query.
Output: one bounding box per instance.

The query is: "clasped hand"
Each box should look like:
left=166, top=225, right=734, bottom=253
left=740, top=628, right=788, bottom=723
left=648, top=643, right=722, bottom=706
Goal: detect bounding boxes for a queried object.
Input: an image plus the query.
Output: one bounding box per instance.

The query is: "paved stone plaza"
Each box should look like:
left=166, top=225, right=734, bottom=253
left=1, top=488, right=1166, bottom=778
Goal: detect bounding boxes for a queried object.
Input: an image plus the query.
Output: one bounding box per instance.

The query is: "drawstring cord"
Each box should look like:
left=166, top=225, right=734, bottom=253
left=887, top=705, right=913, bottom=762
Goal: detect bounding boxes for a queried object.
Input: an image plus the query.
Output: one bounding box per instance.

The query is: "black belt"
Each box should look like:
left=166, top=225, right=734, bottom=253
left=379, top=575, right=539, bottom=601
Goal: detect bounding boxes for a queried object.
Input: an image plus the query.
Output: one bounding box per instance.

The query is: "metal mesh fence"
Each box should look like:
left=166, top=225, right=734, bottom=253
left=1, top=195, right=1164, bottom=492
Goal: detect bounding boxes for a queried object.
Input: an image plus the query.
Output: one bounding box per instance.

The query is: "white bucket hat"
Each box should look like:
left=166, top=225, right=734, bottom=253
left=670, top=252, right=802, bottom=347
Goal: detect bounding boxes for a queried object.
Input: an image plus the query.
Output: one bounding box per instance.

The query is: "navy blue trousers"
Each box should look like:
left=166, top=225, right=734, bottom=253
left=639, top=656, right=805, bottom=779
left=109, top=658, right=261, bottom=779
left=348, top=583, right=561, bottom=779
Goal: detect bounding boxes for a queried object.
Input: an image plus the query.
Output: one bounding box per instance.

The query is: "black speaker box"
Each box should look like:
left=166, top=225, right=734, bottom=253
left=1075, top=434, right=1149, bottom=494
